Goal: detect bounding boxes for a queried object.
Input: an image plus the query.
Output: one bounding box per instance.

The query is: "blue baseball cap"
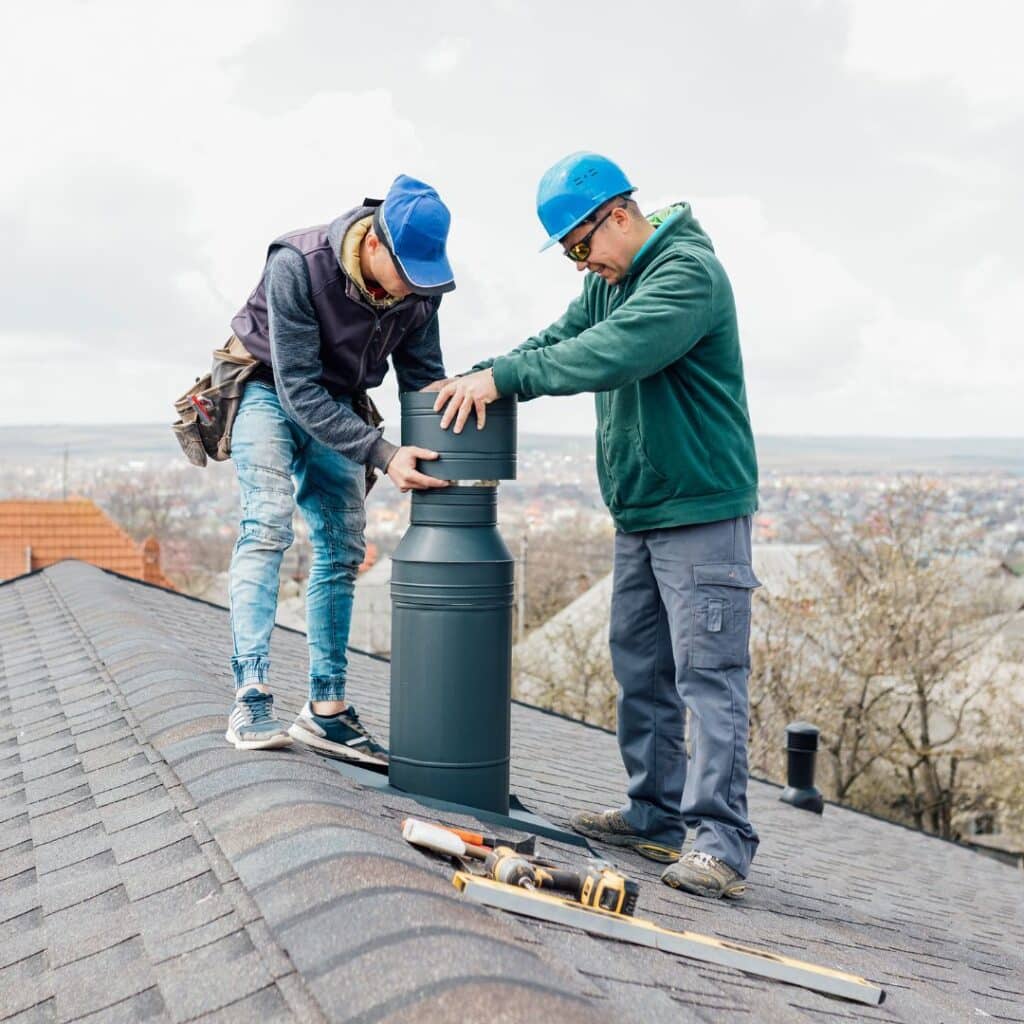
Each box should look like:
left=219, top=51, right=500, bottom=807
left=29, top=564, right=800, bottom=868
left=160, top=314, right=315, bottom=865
left=372, top=175, right=455, bottom=295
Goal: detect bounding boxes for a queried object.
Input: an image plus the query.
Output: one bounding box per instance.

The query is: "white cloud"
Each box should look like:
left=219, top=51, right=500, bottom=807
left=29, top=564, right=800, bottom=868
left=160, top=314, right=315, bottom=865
left=685, top=196, right=875, bottom=387
left=0, top=1, right=281, bottom=188
left=420, top=38, right=464, bottom=76
left=656, top=195, right=1023, bottom=436
left=843, top=0, right=1024, bottom=123
left=0, top=0, right=424, bottom=421
left=0, top=334, right=194, bottom=424
left=775, top=305, right=1020, bottom=436
left=0, top=1, right=1019, bottom=440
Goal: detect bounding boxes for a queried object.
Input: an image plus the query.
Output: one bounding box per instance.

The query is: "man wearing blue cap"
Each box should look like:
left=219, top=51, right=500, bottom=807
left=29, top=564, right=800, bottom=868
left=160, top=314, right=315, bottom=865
left=434, top=153, right=760, bottom=900
left=224, top=175, right=456, bottom=765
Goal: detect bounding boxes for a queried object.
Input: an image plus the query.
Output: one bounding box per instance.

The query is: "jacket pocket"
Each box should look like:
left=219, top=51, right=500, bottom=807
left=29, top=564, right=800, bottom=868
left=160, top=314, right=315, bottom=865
left=635, top=426, right=671, bottom=484
left=691, top=562, right=761, bottom=670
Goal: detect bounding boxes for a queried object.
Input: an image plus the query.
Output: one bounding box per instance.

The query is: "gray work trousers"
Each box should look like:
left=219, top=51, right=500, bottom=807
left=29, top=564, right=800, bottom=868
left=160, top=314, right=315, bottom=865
left=610, top=515, right=760, bottom=876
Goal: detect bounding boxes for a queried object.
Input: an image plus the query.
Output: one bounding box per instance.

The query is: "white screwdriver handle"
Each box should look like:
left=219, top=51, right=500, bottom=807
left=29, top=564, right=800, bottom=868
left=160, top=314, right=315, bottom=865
left=402, top=818, right=489, bottom=859
left=403, top=819, right=468, bottom=857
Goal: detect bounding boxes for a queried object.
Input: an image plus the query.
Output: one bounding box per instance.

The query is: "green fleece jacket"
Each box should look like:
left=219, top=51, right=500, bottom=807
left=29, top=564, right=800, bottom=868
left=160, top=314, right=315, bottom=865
left=476, top=204, right=758, bottom=532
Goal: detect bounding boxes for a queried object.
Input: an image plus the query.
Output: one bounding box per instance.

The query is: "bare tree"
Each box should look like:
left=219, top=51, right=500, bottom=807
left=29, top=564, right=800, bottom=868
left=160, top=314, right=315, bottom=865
left=510, top=516, right=617, bottom=723
left=93, top=465, right=194, bottom=540
left=750, top=482, right=1024, bottom=840
left=77, top=462, right=241, bottom=600
left=512, top=515, right=613, bottom=637
left=515, top=607, right=617, bottom=728
left=162, top=532, right=234, bottom=597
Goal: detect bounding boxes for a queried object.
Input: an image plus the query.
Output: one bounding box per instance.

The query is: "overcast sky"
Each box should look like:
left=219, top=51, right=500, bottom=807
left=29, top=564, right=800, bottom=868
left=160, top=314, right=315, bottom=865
left=1, top=0, right=1020, bottom=437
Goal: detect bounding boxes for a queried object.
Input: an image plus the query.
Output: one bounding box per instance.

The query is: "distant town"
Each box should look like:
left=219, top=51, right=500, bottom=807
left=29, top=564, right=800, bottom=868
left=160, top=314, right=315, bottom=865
left=2, top=426, right=1021, bottom=582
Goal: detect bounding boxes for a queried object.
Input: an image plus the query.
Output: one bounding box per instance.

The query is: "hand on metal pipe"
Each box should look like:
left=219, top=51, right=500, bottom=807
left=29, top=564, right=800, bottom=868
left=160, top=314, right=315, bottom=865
left=433, top=369, right=499, bottom=433
left=385, top=446, right=450, bottom=492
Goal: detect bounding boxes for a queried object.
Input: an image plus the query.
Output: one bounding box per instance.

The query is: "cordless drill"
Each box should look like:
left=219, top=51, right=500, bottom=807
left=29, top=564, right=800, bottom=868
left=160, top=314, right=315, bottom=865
left=484, top=848, right=639, bottom=916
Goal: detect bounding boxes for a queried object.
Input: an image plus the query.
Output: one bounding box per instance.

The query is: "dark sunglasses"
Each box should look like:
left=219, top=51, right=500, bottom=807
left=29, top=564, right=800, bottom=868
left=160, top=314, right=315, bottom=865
left=563, top=203, right=626, bottom=262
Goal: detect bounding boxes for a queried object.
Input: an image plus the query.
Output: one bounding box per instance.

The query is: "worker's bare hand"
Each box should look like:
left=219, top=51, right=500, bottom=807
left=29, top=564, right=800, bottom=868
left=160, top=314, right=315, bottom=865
left=386, top=446, right=450, bottom=492
left=419, top=378, right=455, bottom=393
left=433, top=369, right=499, bottom=433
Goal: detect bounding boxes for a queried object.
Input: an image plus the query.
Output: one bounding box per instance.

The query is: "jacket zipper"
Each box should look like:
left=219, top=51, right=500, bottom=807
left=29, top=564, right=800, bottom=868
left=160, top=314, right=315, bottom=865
left=355, top=301, right=411, bottom=387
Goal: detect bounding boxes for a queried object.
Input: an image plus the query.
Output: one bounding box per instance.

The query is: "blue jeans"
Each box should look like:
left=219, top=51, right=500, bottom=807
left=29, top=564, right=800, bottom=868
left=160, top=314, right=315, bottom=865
left=229, top=382, right=366, bottom=702
left=610, top=516, right=760, bottom=876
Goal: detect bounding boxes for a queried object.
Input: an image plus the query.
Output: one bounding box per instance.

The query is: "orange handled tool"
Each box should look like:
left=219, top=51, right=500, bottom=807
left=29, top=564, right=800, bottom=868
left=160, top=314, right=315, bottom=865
left=401, top=818, right=536, bottom=855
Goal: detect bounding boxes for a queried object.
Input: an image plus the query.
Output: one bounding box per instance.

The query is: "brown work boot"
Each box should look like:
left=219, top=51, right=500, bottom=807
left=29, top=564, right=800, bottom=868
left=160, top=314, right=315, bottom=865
left=661, top=850, right=747, bottom=899
left=569, top=809, right=681, bottom=864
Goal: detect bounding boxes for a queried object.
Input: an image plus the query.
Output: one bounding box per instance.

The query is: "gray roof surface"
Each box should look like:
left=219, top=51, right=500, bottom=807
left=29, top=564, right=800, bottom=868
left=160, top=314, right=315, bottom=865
left=1, top=561, right=1022, bottom=1024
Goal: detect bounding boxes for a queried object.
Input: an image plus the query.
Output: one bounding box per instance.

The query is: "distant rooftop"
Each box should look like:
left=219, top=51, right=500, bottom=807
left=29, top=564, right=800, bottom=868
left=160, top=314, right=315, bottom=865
left=0, top=499, right=173, bottom=588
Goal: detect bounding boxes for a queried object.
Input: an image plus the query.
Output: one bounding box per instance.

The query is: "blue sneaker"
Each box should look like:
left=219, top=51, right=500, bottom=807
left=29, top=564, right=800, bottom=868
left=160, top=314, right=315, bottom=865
left=288, top=702, right=388, bottom=767
left=225, top=687, right=293, bottom=750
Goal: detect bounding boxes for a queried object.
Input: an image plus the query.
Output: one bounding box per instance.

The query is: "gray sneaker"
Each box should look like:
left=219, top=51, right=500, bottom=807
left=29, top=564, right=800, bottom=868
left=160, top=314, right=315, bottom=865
left=225, top=687, right=292, bottom=750
left=661, top=850, right=747, bottom=899
left=569, top=808, right=681, bottom=864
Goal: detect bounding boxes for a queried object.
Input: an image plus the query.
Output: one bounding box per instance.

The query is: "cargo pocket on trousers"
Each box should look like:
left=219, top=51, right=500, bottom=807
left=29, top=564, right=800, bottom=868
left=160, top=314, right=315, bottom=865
left=691, top=562, right=761, bottom=670
left=324, top=504, right=367, bottom=569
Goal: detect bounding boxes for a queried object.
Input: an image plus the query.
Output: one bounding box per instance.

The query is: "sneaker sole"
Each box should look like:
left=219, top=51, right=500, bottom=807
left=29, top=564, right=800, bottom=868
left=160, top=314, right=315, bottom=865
left=287, top=723, right=389, bottom=768
left=662, top=873, right=747, bottom=899
left=224, top=728, right=293, bottom=751
left=570, top=821, right=681, bottom=864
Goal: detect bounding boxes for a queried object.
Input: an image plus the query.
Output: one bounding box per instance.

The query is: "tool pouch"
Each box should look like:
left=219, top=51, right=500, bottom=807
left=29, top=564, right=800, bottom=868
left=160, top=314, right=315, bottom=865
left=171, top=335, right=260, bottom=467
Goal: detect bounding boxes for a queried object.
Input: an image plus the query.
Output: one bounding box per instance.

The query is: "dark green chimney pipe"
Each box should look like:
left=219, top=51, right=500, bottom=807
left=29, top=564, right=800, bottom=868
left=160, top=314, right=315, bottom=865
left=388, top=395, right=517, bottom=812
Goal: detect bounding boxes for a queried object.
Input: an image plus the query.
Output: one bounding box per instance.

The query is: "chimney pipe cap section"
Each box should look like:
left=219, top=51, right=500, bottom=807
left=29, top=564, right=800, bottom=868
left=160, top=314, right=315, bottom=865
left=780, top=720, right=825, bottom=815
left=400, top=392, right=517, bottom=481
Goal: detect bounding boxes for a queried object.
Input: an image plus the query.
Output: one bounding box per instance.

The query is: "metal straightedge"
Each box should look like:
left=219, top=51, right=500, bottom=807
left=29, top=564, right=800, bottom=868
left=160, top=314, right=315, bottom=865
left=454, top=872, right=885, bottom=1007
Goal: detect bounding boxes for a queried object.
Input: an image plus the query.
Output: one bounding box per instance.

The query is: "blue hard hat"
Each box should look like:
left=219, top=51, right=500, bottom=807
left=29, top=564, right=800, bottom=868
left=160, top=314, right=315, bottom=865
left=373, top=174, right=455, bottom=295
left=536, top=152, right=636, bottom=251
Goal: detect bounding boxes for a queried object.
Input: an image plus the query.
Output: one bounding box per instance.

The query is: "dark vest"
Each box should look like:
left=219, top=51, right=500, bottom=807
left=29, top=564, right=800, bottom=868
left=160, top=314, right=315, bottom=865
left=231, top=205, right=438, bottom=396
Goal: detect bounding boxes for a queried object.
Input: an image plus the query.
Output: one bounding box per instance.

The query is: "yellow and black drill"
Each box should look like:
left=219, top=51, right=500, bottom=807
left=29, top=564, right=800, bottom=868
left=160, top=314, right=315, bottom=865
left=483, top=847, right=639, bottom=916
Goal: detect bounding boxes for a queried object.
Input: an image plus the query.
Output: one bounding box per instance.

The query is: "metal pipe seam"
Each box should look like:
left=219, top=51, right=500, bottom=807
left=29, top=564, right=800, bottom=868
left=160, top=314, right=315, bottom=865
left=389, top=755, right=511, bottom=770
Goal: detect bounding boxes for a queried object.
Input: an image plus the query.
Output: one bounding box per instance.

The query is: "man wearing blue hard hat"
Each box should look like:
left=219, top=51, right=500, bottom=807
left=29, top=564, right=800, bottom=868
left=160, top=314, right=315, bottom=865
left=434, top=153, right=760, bottom=899
left=224, top=175, right=455, bottom=764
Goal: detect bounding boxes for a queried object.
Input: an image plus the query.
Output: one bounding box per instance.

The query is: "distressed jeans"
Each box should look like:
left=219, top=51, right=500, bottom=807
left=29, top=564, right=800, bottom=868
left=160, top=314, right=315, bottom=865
left=610, top=515, right=761, bottom=876
left=228, top=381, right=366, bottom=701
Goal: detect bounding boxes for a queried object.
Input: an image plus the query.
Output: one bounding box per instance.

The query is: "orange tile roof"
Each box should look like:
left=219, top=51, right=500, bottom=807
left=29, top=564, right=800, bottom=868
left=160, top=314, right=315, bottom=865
left=0, top=499, right=175, bottom=589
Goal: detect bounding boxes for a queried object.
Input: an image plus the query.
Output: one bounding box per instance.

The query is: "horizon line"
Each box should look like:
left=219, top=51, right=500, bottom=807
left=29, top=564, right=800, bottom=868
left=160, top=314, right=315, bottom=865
left=1, top=423, right=1022, bottom=443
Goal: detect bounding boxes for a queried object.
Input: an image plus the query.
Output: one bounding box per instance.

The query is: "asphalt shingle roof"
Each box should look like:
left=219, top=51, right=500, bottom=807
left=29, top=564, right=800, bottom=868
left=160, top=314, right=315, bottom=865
left=1, top=561, right=1022, bottom=1023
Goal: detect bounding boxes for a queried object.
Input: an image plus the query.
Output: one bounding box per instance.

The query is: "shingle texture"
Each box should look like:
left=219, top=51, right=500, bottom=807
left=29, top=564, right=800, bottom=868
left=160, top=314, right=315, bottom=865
left=1, top=561, right=1022, bottom=1024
